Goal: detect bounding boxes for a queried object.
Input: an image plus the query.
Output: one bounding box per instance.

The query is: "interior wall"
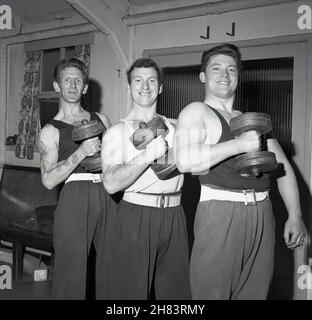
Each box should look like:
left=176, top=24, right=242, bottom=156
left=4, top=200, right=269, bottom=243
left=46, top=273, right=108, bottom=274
left=89, top=31, right=122, bottom=125
left=134, top=1, right=312, bottom=55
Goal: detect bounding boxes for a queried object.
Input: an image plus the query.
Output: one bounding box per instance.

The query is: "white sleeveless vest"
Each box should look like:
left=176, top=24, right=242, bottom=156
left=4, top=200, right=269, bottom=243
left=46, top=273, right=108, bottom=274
left=121, top=116, right=183, bottom=193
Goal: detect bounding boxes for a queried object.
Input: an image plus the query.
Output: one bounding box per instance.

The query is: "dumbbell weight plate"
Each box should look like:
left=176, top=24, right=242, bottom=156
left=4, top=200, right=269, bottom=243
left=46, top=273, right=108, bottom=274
left=151, top=148, right=179, bottom=180
left=72, top=120, right=106, bottom=142
left=81, top=153, right=102, bottom=173
left=234, top=151, right=278, bottom=175
left=130, top=116, right=168, bottom=150
left=230, top=112, right=272, bottom=136
left=151, top=163, right=179, bottom=180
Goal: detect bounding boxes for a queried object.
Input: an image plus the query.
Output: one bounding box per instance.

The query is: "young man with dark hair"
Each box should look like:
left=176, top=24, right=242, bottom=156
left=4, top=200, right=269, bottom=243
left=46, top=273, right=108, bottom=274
left=39, top=58, right=113, bottom=299
left=174, top=43, right=308, bottom=299
left=100, top=58, right=191, bottom=300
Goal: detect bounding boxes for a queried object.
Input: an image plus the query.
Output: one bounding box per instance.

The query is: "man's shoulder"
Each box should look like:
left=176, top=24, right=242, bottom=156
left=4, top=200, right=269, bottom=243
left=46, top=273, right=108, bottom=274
left=103, top=121, right=128, bottom=138
left=232, top=110, right=242, bottom=116
left=157, top=115, right=177, bottom=127
left=95, top=112, right=111, bottom=128
left=39, top=124, right=59, bottom=146
left=110, top=120, right=128, bottom=130
left=186, top=101, right=207, bottom=109
left=185, top=101, right=211, bottom=112
left=40, top=123, right=58, bottom=136
left=179, top=101, right=212, bottom=119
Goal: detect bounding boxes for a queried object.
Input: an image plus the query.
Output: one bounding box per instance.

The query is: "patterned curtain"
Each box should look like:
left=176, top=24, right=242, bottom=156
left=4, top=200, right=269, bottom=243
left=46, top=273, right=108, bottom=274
left=74, top=44, right=91, bottom=72
left=15, top=50, right=41, bottom=160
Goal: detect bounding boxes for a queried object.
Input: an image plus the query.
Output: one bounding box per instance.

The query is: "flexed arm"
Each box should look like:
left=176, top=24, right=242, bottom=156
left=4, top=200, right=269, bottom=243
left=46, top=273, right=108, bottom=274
left=101, top=123, right=167, bottom=194
left=39, top=124, right=101, bottom=190
left=174, top=103, right=260, bottom=174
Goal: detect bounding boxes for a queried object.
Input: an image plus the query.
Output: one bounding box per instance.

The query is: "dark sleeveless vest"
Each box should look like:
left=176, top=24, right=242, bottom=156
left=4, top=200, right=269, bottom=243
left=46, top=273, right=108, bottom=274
left=199, top=106, right=271, bottom=192
left=49, top=112, right=102, bottom=174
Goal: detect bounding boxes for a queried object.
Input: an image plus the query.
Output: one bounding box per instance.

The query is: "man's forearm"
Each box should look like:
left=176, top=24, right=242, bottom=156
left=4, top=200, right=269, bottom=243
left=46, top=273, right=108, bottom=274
left=268, top=138, right=302, bottom=219
left=41, top=149, right=85, bottom=189
left=102, top=151, right=151, bottom=194
left=176, top=140, right=240, bottom=173
left=277, top=161, right=302, bottom=218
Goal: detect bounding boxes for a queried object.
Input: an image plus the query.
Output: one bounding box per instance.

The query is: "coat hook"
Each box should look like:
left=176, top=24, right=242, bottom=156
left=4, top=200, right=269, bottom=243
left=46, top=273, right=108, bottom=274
left=226, top=22, right=236, bottom=37
left=200, top=26, right=210, bottom=40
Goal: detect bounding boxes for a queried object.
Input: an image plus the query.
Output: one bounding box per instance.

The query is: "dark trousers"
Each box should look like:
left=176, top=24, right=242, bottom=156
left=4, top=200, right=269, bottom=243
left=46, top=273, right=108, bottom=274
left=52, top=181, right=115, bottom=300
left=190, top=199, right=275, bottom=300
left=101, top=200, right=191, bottom=300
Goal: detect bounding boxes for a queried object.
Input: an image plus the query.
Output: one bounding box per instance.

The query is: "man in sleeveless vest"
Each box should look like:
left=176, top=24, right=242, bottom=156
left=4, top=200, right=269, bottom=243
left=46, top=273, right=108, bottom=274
left=100, top=58, right=191, bottom=299
left=174, top=44, right=308, bottom=299
left=38, top=58, right=114, bottom=299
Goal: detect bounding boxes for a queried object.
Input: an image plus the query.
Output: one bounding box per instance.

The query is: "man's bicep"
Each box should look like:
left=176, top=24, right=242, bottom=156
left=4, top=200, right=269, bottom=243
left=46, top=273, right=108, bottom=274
left=176, top=110, right=206, bottom=146
left=38, top=129, right=58, bottom=172
left=267, top=138, right=288, bottom=163
left=101, top=129, right=126, bottom=170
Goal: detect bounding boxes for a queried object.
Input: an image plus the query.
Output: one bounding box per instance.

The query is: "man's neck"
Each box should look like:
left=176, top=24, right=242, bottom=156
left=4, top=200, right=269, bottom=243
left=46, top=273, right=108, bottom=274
left=204, top=94, right=235, bottom=114
left=59, top=101, right=84, bottom=116
left=127, top=104, right=158, bottom=122
left=55, top=101, right=89, bottom=123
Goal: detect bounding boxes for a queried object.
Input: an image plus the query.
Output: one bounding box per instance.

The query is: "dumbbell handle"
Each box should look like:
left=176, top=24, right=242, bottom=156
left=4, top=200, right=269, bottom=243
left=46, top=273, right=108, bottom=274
left=251, top=167, right=261, bottom=176
left=130, top=117, right=168, bottom=150
left=150, top=148, right=179, bottom=180
left=131, top=117, right=180, bottom=179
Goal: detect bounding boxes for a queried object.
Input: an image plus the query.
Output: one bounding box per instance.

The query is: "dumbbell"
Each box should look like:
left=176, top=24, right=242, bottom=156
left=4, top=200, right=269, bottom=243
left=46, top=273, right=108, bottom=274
left=229, top=112, right=278, bottom=176
left=72, top=119, right=106, bottom=172
left=130, top=116, right=179, bottom=180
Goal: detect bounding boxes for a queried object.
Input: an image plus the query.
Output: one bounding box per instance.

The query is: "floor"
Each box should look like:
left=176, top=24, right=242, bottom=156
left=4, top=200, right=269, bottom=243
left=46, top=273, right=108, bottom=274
left=0, top=263, right=291, bottom=300
left=0, top=279, right=52, bottom=300
left=0, top=245, right=305, bottom=300
left=0, top=244, right=96, bottom=300
left=0, top=259, right=53, bottom=300
left=0, top=278, right=295, bottom=300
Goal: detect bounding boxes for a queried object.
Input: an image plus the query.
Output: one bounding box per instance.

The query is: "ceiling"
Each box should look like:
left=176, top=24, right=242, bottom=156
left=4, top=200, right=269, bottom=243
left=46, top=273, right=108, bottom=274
left=6, top=0, right=81, bottom=26
left=4, top=0, right=300, bottom=29
left=5, top=0, right=224, bottom=26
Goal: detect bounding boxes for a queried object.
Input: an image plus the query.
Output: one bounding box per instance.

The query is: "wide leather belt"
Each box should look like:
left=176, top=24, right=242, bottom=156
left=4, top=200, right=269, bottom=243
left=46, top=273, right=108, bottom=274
left=123, top=192, right=181, bottom=208
left=200, top=185, right=269, bottom=206
left=65, top=173, right=103, bottom=184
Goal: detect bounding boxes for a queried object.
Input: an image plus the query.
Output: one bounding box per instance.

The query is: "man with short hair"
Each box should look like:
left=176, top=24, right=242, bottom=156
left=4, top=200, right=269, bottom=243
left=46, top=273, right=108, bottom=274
left=174, top=43, right=308, bottom=299
left=39, top=58, right=114, bottom=299
left=101, top=58, right=191, bottom=300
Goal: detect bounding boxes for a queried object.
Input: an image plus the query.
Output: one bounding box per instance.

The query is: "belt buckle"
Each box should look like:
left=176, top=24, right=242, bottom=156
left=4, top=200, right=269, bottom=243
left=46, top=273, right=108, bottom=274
left=92, top=174, right=102, bottom=183
left=159, top=194, right=165, bottom=208
left=242, top=189, right=256, bottom=206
